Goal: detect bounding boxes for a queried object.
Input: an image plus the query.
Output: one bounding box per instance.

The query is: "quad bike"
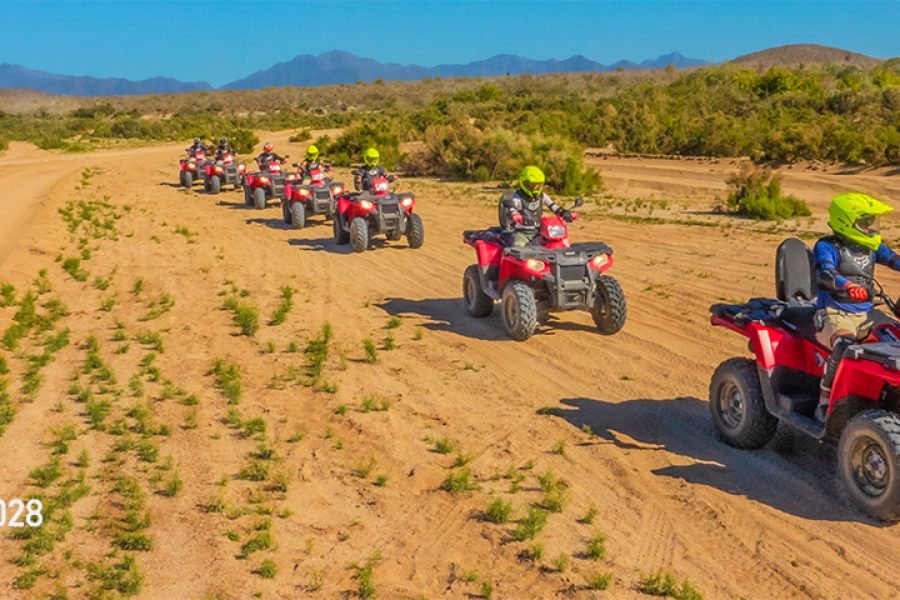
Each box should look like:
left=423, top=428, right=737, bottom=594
left=204, top=152, right=246, bottom=194
left=178, top=151, right=210, bottom=188
left=243, top=156, right=289, bottom=210
left=333, top=175, right=423, bottom=252
left=282, top=164, right=344, bottom=229
left=461, top=197, right=626, bottom=341
left=709, top=237, right=900, bottom=520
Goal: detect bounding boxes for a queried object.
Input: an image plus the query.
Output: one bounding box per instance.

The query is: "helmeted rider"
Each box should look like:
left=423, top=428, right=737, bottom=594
left=186, top=137, right=208, bottom=159
left=299, top=144, right=328, bottom=181
left=215, top=137, right=234, bottom=161
left=814, top=192, right=900, bottom=420
left=353, top=148, right=391, bottom=192
left=499, top=165, right=572, bottom=247
left=256, top=142, right=286, bottom=172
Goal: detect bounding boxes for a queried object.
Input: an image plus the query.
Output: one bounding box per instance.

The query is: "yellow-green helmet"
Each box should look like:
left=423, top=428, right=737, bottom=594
left=828, top=192, right=893, bottom=251
left=364, top=147, right=380, bottom=167
left=306, top=145, right=319, bottom=161
left=519, top=165, right=546, bottom=198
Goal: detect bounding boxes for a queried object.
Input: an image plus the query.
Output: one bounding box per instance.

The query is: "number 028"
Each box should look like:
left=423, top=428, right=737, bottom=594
left=0, top=499, right=44, bottom=527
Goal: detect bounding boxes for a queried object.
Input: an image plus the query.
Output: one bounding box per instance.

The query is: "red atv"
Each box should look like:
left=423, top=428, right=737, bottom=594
left=461, top=197, right=626, bottom=341
left=282, top=163, right=344, bottom=229
left=709, top=238, right=900, bottom=520
left=243, top=157, right=289, bottom=210
left=333, top=175, right=423, bottom=252
left=178, top=150, right=210, bottom=188
left=204, top=152, right=245, bottom=194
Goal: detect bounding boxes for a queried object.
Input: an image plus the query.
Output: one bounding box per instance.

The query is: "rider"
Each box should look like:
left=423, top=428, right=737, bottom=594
left=299, top=144, right=327, bottom=181
left=814, top=192, right=900, bottom=420
left=215, top=137, right=235, bottom=161
left=353, top=148, right=390, bottom=192
left=256, top=142, right=286, bottom=172
left=186, top=137, right=208, bottom=159
left=499, top=165, right=573, bottom=247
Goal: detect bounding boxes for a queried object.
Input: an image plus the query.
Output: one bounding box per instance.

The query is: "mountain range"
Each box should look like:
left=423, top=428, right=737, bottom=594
left=0, top=50, right=707, bottom=97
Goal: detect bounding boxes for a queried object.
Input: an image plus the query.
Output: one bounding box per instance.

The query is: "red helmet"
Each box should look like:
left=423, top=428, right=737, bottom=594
left=263, top=142, right=273, bottom=152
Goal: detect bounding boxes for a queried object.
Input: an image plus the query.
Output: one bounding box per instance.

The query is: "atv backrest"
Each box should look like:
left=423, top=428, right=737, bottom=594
left=776, top=238, right=818, bottom=303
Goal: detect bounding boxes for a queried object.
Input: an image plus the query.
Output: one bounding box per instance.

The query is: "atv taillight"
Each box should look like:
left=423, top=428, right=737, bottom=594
left=360, top=200, right=374, bottom=210
left=525, top=258, right=547, bottom=273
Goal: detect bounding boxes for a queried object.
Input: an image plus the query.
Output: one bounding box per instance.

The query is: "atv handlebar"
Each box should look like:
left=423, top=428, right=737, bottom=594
left=867, top=277, right=900, bottom=317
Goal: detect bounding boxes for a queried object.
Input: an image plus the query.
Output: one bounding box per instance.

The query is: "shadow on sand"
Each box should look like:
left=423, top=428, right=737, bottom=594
left=547, top=396, right=874, bottom=523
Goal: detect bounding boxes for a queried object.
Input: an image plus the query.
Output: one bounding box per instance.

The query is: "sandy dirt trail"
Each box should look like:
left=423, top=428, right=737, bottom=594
left=0, top=140, right=898, bottom=599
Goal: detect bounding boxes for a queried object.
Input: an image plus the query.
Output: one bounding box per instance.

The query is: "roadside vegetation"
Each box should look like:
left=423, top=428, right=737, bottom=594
left=4, top=61, right=899, bottom=191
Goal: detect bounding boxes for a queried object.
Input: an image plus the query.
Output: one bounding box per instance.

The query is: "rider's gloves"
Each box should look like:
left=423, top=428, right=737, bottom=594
left=560, top=210, right=574, bottom=223
left=845, top=282, right=868, bottom=301
left=512, top=212, right=524, bottom=224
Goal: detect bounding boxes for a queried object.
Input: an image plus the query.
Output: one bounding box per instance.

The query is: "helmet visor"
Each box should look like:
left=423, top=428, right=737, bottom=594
left=523, top=180, right=543, bottom=195
left=855, top=214, right=880, bottom=236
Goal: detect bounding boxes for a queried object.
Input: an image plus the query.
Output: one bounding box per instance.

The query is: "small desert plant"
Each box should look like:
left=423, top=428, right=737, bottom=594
left=232, top=304, right=259, bottom=336
left=362, top=338, right=377, bottom=363
left=585, top=531, right=607, bottom=560
left=638, top=571, right=703, bottom=600
left=512, top=507, right=548, bottom=541
left=440, top=469, right=478, bottom=493
left=210, top=359, right=242, bottom=404
left=270, top=285, right=295, bottom=325
left=484, top=497, right=513, bottom=524
left=725, top=165, right=809, bottom=221
left=256, top=559, right=277, bottom=579
left=431, top=437, right=455, bottom=454
left=587, top=572, right=613, bottom=590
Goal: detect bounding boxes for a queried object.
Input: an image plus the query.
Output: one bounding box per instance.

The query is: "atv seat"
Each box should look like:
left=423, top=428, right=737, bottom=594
left=463, top=228, right=504, bottom=244
left=774, top=238, right=821, bottom=342
left=776, top=238, right=818, bottom=304
left=778, top=305, right=819, bottom=341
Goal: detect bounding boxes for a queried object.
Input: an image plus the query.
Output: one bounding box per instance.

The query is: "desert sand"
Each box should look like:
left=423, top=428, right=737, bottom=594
left=0, top=133, right=898, bottom=599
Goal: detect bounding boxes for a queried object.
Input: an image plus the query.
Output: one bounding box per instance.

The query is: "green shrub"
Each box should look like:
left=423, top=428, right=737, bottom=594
left=726, top=165, right=810, bottom=221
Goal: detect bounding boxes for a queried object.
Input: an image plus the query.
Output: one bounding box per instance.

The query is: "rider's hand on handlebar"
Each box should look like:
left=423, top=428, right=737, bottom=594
left=560, top=210, right=575, bottom=223
left=845, top=283, right=869, bottom=301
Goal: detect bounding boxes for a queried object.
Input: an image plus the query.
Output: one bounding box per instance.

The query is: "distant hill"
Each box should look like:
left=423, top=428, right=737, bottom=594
left=731, top=44, right=881, bottom=68
left=0, top=63, right=213, bottom=97
left=220, top=50, right=707, bottom=90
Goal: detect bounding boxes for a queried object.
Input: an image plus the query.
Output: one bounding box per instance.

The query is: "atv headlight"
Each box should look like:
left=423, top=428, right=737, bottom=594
left=547, top=225, right=566, bottom=239
left=400, top=197, right=414, bottom=208
left=360, top=200, right=374, bottom=210
left=589, top=254, right=610, bottom=270
left=525, top=258, right=546, bottom=273
left=259, top=176, right=270, bottom=185
left=332, top=186, right=343, bottom=195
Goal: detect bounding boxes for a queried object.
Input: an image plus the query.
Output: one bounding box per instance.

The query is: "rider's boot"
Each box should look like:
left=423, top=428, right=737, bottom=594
left=816, top=336, right=854, bottom=423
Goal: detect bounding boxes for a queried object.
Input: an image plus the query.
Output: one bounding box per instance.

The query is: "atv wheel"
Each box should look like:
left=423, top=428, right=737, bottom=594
left=209, top=175, right=221, bottom=195
left=592, top=275, right=626, bottom=334
left=253, top=187, right=266, bottom=210
left=406, top=213, right=425, bottom=248
left=386, top=230, right=402, bottom=241
left=182, top=171, right=193, bottom=188
left=501, top=281, right=538, bottom=341
left=291, top=202, right=306, bottom=229
left=244, top=185, right=252, bottom=207
left=282, top=200, right=292, bottom=224
left=709, top=357, right=777, bottom=449
left=838, top=409, right=900, bottom=521
left=334, top=212, right=350, bottom=245
left=350, top=217, right=369, bottom=253
left=463, top=265, right=493, bottom=318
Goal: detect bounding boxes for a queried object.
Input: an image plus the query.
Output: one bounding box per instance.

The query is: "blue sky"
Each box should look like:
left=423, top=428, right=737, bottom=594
left=1, top=1, right=898, bottom=86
